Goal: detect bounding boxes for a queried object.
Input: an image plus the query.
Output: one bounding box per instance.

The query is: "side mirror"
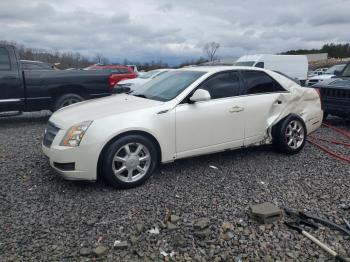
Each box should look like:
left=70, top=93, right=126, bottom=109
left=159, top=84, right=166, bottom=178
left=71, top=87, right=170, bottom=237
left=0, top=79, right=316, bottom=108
left=334, top=70, right=341, bottom=76
left=189, top=89, right=211, bottom=102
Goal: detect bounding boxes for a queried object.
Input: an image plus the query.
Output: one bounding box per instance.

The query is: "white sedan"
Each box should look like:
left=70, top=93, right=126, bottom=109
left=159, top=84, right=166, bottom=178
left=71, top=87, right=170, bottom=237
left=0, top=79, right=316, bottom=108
left=116, top=68, right=172, bottom=92
left=42, top=67, right=323, bottom=188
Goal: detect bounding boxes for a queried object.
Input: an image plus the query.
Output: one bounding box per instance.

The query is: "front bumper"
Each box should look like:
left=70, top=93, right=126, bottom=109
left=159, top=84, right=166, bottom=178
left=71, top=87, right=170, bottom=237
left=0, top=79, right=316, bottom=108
left=42, top=130, right=101, bottom=181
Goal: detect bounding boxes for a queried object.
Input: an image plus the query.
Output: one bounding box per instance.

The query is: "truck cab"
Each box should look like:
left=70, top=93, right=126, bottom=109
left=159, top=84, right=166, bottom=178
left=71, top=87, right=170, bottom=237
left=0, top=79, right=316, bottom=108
left=0, top=44, right=115, bottom=114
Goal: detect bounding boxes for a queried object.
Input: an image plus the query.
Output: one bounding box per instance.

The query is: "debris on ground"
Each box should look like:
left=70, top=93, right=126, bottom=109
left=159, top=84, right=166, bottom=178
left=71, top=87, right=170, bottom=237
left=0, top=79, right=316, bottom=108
left=250, top=202, right=282, bottom=224
left=148, top=227, right=160, bottom=234
left=92, top=245, right=107, bottom=257
left=79, top=247, right=91, bottom=257
left=114, top=240, right=128, bottom=250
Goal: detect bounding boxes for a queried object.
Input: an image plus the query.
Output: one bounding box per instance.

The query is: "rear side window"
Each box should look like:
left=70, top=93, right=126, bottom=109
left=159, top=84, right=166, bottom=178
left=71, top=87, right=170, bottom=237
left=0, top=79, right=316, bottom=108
left=242, top=70, right=285, bottom=95
left=255, top=62, right=264, bottom=68
left=0, top=47, right=11, bottom=70
left=118, top=68, right=130, bottom=74
left=200, top=71, right=240, bottom=99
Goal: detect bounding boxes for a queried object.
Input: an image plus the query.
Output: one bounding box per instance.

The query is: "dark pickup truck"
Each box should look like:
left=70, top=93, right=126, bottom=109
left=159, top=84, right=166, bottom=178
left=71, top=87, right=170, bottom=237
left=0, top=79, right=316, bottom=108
left=313, top=62, right=350, bottom=119
left=0, top=45, right=114, bottom=114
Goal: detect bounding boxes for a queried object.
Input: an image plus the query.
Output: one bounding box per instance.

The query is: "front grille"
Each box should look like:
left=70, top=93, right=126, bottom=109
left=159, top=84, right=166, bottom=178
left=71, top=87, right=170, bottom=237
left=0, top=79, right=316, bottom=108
left=43, top=122, right=60, bottom=148
left=321, top=88, right=350, bottom=99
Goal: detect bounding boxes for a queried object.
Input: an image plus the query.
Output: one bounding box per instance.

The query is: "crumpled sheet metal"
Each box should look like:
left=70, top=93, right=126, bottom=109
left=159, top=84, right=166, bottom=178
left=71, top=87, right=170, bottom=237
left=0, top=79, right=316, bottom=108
left=265, top=72, right=322, bottom=142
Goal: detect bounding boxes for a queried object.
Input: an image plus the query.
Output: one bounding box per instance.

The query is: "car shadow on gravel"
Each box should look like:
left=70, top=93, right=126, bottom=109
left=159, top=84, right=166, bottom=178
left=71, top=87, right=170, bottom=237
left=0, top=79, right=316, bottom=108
left=44, top=145, right=276, bottom=191
left=0, top=111, right=51, bottom=125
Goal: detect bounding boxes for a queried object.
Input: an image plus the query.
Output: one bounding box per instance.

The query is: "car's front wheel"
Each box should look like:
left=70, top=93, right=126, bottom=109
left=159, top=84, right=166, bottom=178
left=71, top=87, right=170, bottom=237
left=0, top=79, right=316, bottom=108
left=273, top=115, right=307, bottom=154
left=102, top=135, right=158, bottom=188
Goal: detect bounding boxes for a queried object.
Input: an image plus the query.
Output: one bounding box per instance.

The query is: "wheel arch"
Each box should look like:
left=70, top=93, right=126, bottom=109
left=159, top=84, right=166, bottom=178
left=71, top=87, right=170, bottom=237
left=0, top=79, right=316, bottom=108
left=271, top=113, right=306, bottom=139
left=50, top=85, right=89, bottom=100
left=96, top=130, right=162, bottom=180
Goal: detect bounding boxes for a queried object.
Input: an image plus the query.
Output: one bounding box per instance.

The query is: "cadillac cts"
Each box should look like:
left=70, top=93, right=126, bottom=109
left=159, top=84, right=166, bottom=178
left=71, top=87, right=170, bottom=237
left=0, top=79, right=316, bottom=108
left=42, top=67, right=323, bottom=188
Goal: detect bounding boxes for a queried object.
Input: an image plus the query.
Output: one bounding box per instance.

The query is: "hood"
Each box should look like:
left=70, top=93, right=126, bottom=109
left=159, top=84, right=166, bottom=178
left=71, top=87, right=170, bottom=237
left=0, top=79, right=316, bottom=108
left=314, top=77, right=350, bottom=88
left=50, top=94, right=163, bottom=128
left=309, top=74, right=334, bottom=80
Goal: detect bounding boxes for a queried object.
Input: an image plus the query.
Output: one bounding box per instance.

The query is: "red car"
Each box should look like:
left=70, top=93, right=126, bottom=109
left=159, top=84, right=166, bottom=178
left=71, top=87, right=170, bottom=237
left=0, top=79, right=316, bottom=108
left=87, top=65, right=137, bottom=87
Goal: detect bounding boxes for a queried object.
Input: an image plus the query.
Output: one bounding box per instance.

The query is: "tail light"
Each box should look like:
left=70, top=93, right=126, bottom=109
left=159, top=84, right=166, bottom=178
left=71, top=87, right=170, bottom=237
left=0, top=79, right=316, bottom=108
left=108, top=75, right=117, bottom=90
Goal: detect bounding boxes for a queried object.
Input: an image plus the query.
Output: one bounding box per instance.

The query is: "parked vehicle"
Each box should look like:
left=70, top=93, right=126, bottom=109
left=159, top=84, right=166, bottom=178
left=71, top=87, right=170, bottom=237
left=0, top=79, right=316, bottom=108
left=86, top=65, right=137, bottom=86
left=115, top=69, right=172, bottom=92
left=21, top=60, right=55, bottom=70
left=43, top=66, right=322, bottom=188
left=308, top=68, right=328, bottom=77
left=0, top=45, right=115, bottom=113
left=313, top=63, right=350, bottom=119
left=235, top=54, right=308, bottom=85
left=306, top=64, right=346, bottom=86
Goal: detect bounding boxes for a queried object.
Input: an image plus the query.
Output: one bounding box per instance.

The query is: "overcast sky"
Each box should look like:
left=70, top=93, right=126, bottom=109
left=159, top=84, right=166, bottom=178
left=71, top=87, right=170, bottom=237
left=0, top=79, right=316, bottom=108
left=1, top=0, right=349, bottom=65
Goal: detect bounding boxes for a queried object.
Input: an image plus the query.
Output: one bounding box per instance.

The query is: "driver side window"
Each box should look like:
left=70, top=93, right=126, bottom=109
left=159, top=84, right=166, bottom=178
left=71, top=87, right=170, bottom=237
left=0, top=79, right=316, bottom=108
left=0, top=48, right=11, bottom=71
left=200, top=71, right=240, bottom=99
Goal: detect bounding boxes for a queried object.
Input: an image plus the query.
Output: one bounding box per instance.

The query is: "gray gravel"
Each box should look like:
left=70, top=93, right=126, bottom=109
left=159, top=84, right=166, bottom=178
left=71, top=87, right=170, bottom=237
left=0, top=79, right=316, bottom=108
left=0, top=112, right=349, bottom=261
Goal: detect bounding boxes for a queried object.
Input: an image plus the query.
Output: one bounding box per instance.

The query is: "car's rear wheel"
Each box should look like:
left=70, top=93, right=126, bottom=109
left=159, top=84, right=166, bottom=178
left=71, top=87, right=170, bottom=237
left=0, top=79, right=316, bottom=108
left=54, top=93, right=84, bottom=111
left=273, top=115, right=306, bottom=154
left=102, top=135, right=158, bottom=188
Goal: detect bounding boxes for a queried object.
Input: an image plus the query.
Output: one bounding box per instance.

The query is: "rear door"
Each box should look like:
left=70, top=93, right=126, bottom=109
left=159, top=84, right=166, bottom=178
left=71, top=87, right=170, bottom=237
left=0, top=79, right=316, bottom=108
left=0, top=46, right=24, bottom=112
left=240, top=70, right=289, bottom=145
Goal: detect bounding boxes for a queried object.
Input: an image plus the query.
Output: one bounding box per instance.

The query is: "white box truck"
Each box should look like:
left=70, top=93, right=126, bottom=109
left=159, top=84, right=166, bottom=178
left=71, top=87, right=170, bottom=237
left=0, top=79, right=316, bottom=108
left=235, top=54, right=308, bottom=85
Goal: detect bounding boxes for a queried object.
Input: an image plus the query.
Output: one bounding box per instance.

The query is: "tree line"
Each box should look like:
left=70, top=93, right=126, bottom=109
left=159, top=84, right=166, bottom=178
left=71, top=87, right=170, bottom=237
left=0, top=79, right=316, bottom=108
left=0, top=40, right=170, bottom=70
left=282, top=43, right=350, bottom=59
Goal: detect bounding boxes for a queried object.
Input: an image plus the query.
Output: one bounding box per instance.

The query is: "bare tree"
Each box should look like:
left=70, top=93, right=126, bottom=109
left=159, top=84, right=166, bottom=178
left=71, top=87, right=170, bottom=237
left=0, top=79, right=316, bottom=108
left=94, top=53, right=110, bottom=64
left=203, top=42, right=220, bottom=62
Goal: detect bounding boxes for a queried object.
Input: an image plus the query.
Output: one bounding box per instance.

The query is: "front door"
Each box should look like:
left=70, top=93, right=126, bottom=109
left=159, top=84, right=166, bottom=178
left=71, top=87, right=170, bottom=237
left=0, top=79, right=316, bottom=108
left=0, top=46, right=24, bottom=112
left=175, top=71, right=245, bottom=159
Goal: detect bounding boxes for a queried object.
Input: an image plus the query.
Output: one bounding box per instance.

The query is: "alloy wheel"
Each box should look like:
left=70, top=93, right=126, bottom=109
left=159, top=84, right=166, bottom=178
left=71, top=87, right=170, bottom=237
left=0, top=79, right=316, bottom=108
left=112, top=142, right=151, bottom=183
left=285, top=120, right=305, bottom=149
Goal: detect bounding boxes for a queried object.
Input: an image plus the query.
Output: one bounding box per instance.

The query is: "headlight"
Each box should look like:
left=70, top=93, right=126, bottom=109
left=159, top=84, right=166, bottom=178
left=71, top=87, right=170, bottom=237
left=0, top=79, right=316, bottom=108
left=60, top=121, right=92, bottom=147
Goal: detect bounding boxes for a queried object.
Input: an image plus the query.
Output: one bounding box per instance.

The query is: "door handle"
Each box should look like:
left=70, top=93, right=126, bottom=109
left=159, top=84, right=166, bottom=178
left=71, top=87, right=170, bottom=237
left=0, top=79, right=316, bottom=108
left=229, top=106, right=244, bottom=113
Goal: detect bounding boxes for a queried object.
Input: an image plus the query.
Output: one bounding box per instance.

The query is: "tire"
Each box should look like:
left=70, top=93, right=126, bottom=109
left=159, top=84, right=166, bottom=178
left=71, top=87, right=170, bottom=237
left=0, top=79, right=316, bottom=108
left=273, top=115, right=307, bottom=154
left=101, top=135, right=158, bottom=189
left=54, top=93, right=84, bottom=111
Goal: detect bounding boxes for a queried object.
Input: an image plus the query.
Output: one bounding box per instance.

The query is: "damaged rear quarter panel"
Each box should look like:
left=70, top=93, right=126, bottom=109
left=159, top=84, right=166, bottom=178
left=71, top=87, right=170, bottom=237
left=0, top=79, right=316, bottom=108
left=263, top=72, right=323, bottom=143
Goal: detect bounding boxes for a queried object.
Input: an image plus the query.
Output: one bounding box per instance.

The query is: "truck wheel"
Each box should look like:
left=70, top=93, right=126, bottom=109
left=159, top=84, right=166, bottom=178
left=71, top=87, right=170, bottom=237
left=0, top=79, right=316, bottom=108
left=101, top=135, right=158, bottom=189
left=54, top=93, right=84, bottom=111
left=273, top=115, right=307, bottom=154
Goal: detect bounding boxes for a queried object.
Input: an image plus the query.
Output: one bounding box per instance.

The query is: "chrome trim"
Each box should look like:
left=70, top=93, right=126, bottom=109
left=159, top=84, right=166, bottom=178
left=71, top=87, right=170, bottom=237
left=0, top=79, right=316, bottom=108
left=0, top=99, right=21, bottom=103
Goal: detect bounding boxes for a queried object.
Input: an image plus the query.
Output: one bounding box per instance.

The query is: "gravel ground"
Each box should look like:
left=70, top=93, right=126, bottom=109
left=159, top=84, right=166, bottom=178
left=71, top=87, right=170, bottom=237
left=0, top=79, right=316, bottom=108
left=0, top=112, right=349, bottom=261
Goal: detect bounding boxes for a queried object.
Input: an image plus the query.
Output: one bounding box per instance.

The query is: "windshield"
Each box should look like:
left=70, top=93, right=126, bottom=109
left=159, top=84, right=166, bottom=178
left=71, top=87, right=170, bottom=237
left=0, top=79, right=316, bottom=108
left=342, top=64, right=350, bottom=77
left=325, top=64, right=345, bottom=74
left=131, top=70, right=206, bottom=102
left=235, top=61, right=255, bottom=67
left=139, top=70, right=161, bottom=79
